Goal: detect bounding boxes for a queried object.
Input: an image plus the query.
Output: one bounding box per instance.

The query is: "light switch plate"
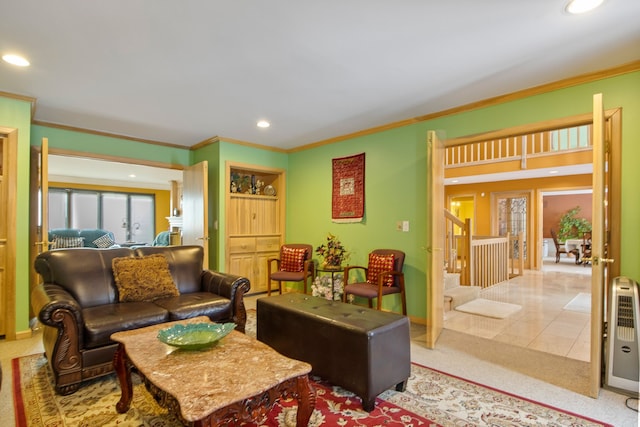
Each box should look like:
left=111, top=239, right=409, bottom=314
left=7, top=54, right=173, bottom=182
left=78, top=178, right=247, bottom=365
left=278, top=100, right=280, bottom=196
left=402, top=221, right=409, bottom=232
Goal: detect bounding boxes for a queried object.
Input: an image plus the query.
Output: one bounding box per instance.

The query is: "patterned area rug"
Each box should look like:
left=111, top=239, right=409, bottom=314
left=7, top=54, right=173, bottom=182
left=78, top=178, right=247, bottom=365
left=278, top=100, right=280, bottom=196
left=12, top=354, right=612, bottom=427
left=12, top=311, right=611, bottom=426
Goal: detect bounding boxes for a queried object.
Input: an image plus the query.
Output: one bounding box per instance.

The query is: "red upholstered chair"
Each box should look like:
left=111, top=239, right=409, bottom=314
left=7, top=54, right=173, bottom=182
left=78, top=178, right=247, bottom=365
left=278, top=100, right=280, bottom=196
left=343, top=249, right=406, bottom=315
left=267, top=244, right=315, bottom=295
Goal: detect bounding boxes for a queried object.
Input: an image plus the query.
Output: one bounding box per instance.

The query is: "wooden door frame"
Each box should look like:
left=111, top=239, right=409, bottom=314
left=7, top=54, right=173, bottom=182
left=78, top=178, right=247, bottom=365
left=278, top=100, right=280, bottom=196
left=430, top=109, right=622, bottom=395
left=1, top=127, right=18, bottom=340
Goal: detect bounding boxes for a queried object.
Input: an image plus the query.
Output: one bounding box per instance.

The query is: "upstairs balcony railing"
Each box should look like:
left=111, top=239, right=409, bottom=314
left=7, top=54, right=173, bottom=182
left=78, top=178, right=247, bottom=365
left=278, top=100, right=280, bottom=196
left=445, top=124, right=592, bottom=168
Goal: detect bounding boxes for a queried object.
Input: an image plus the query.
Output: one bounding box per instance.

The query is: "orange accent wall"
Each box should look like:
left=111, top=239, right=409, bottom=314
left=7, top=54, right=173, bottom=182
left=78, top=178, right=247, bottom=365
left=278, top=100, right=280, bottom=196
left=445, top=174, right=592, bottom=266
left=543, top=194, right=592, bottom=239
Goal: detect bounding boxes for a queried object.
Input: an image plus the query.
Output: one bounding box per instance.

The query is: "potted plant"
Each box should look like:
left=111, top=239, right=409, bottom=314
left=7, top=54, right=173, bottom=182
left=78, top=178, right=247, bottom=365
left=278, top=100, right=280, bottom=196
left=558, top=206, right=592, bottom=241
left=315, top=233, right=349, bottom=269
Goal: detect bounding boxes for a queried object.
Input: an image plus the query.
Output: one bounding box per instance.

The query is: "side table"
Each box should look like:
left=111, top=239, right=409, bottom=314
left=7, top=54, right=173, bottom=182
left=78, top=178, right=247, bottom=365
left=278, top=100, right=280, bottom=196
left=315, top=266, right=346, bottom=300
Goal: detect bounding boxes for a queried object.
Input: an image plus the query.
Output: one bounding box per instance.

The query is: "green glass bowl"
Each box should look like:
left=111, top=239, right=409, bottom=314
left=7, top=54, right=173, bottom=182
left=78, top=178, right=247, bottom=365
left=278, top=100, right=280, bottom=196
left=157, top=322, right=236, bottom=350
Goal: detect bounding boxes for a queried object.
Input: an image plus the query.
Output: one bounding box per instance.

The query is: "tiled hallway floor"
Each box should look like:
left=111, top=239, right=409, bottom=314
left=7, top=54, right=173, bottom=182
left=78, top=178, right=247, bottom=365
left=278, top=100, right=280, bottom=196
left=444, top=257, right=592, bottom=361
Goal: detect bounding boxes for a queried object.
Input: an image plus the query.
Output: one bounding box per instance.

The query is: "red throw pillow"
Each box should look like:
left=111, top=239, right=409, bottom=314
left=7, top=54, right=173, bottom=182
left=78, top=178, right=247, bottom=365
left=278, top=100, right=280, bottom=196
left=367, top=253, right=395, bottom=286
left=281, top=247, right=307, bottom=272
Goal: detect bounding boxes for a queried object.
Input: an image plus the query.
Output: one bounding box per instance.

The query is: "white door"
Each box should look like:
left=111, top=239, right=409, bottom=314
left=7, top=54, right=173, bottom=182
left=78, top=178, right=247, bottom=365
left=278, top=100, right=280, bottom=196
left=182, top=161, right=209, bottom=269
left=426, top=130, right=445, bottom=348
left=29, top=138, right=50, bottom=311
left=38, top=137, right=49, bottom=253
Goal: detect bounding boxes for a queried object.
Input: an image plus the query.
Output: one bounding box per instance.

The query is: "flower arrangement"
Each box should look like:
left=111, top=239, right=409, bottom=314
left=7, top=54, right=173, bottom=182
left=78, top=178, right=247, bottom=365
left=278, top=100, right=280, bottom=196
left=311, top=274, right=344, bottom=301
left=315, top=233, right=349, bottom=268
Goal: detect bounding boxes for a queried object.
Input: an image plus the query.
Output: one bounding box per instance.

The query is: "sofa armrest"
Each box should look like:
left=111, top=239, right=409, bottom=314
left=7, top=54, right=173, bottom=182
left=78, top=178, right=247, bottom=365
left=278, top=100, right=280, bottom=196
left=32, top=283, right=84, bottom=330
left=31, top=283, right=84, bottom=374
left=200, top=270, right=251, bottom=332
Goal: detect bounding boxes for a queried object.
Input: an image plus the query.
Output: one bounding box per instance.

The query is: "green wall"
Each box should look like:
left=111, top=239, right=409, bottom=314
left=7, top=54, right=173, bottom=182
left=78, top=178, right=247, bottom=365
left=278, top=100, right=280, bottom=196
left=30, top=124, right=191, bottom=166
left=0, top=96, right=32, bottom=334
left=2, top=69, right=639, bottom=336
left=285, top=71, right=640, bottom=319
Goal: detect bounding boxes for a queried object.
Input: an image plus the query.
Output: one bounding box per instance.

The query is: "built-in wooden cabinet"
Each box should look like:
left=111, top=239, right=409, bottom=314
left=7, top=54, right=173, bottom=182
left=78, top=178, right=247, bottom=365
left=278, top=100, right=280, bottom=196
left=225, top=162, right=285, bottom=294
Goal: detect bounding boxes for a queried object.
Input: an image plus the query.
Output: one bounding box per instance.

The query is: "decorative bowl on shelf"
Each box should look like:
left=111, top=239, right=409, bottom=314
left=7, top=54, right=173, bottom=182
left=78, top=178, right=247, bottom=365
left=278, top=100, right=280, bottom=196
left=157, top=322, right=236, bottom=350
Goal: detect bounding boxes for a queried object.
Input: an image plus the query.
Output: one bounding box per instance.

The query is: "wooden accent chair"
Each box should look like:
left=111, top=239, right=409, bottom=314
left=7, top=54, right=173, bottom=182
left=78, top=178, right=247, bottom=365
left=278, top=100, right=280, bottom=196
left=550, top=228, right=579, bottom=263
left=343, top=249, right=407, bottom=315
left=267, top=244, right=315, bottom=295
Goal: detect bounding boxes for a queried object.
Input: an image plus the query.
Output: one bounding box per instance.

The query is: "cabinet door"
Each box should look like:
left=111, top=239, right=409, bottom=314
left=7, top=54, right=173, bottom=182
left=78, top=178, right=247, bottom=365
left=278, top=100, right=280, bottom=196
left=228, top=253, right=255, bottom=287
left=255, top=251, right=280, bottom=293
left=227, top=198, right=252, bottom=235
left=253, top=198, right=280, bottom=235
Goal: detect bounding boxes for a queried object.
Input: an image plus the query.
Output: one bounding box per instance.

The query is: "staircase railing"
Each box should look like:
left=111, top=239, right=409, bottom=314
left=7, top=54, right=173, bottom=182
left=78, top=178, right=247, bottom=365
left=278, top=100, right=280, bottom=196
left=444, top=209, right=470, bottom=285
left=470, top=236, right=509, bottom=289
left=444, top=209, right=523, bottom=288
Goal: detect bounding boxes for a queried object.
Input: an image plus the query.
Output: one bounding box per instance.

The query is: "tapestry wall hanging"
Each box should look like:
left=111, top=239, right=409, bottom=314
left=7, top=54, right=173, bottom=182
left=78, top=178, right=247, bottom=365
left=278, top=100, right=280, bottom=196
left=332, top=153, right=365, bottom=223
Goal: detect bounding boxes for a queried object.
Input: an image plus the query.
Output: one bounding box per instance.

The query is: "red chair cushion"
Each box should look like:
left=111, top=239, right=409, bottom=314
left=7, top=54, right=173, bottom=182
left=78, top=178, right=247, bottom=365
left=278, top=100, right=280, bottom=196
left=281, top=247, right=307, bottom=272
left=366, top=253, right=395, bottom=286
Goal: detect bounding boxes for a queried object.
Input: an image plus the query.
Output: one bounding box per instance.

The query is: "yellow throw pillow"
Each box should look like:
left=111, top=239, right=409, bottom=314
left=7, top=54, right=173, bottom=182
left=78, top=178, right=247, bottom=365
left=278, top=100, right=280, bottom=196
left=112, top=254, right=180, bottom=302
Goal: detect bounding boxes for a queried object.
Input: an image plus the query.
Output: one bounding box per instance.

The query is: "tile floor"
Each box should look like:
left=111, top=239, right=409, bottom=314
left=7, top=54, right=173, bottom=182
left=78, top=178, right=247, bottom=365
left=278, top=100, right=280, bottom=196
left=444, top=256, right=593, bottom=361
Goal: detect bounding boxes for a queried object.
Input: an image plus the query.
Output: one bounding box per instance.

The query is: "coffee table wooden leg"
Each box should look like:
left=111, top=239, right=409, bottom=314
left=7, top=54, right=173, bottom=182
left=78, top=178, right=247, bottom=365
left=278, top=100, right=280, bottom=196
left=113, top=343, right=133, bottom=413
left=295, top=375, right=316, bottom=427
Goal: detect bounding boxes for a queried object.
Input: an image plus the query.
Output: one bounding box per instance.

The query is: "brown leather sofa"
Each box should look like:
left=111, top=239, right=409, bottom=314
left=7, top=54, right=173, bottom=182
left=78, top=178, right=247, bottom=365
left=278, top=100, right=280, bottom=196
left=31, top=245, right=250, bottom=395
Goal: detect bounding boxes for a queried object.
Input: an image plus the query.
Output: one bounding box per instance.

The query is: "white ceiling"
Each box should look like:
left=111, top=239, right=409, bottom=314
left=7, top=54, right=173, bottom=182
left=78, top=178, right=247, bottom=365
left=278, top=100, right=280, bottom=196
left=444, top=163, right=593, bottom=185
left=48, top=155, right=183, bottom=190
left=2, top=1, right=639, bottom=151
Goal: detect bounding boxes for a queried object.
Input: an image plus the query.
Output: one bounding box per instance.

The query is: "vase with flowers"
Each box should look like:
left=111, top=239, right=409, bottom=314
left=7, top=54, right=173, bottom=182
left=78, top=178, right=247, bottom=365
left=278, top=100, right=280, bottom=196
left=311, top=274, right=344, bottom=301
left=315, top=233, right=349, bottom=270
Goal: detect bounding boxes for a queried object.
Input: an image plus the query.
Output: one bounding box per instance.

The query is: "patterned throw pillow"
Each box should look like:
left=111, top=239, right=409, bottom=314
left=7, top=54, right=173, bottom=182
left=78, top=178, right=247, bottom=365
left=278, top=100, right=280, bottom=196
left=51, top=235, right=85, bottom=249
left=281, top=247, right=307, bottom=272
left=366, top=253, right=396, bottom=287
left=112, top=254, right=180, bottom=302
left=93, top=233, right=116, bottom=248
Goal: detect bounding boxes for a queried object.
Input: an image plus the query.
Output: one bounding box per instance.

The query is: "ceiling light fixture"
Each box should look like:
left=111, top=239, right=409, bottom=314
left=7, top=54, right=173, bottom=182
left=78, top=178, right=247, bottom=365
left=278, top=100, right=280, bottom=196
left=257, top=120, right=270, bottom=128
left=565, top=0, right=604, bottom=14
left=2, top=54, right=30, bottom=67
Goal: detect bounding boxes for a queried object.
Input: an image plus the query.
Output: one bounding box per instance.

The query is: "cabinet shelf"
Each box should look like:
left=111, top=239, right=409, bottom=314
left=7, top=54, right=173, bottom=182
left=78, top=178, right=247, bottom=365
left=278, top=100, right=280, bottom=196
left=229, top=193, right=278, bottom=200
left=228, top=233, right=280, bottom=238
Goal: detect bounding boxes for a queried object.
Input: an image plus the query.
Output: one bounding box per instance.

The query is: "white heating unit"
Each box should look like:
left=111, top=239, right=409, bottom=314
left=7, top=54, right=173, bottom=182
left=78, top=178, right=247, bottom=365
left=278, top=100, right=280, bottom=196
left=605, top=276, right=639, bottom=396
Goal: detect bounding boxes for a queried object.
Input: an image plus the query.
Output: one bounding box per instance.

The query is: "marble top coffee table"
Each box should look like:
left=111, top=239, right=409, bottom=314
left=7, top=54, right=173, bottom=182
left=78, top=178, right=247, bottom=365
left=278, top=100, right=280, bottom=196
left=111, top=316, right=315, bottom=426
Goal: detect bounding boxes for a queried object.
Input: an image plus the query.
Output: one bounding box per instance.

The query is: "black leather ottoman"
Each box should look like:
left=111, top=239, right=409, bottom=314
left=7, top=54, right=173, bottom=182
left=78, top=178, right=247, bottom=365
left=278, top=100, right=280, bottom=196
left=257, top=293, right=410, bottom=411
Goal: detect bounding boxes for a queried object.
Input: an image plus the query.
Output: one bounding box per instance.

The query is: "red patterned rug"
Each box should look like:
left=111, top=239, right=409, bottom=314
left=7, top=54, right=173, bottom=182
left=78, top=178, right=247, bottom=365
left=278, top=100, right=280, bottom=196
left=13, top=353, right=612, bottom=426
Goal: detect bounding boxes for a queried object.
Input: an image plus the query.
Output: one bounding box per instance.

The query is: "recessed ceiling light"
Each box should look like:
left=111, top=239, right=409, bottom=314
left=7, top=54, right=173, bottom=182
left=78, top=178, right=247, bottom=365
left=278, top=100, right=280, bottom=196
left=2, top=54, right=30, bottom=67
left=128, top=174, right=136, bottom=178
left=565, top=0, right=604, bottom=14
left=549, top=170, right=559, bottom=174
left=257, top=120, right=270, bottom=128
